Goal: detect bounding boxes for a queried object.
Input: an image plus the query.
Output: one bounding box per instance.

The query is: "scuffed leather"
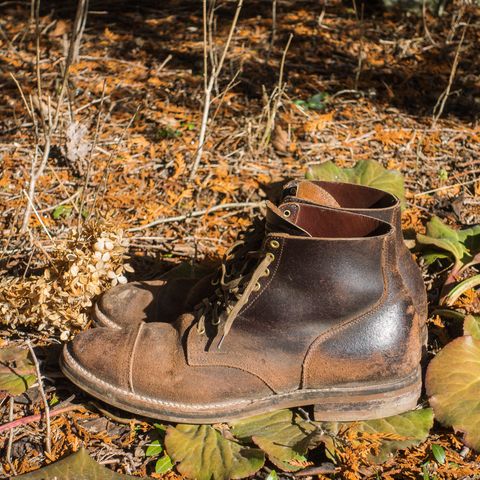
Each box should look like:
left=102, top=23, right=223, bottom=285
left=303, top=234, right=421, bottom=387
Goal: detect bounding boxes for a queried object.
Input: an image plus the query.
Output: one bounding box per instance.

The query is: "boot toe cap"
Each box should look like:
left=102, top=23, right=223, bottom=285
left=95, top=282, right=160, bottom=329
left=63, top=326, right=140, bottom=389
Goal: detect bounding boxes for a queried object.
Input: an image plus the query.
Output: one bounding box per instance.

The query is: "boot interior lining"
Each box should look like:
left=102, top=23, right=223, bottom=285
left=315, top=182, right=397, bottom=210
left=294, top=204, right=390, bottom=238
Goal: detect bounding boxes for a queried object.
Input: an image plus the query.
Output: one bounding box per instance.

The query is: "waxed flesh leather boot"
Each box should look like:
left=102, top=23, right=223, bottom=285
left=94, top=181, right=426, bottom=331
left=61, top=201, right=423, bottom=423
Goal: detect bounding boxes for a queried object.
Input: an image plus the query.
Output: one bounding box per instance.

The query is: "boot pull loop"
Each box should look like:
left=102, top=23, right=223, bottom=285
left=285, top=181, right=341, bottom=209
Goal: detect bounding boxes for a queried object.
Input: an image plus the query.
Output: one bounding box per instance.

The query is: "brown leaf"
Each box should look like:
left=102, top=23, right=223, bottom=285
left=49, top=20, right=68, bottom=37
left=272, top=125, right=289, bottom=153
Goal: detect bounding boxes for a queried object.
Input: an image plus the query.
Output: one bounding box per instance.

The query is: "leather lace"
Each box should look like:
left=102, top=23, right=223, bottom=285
left=195, top=221, right=275, bottom=348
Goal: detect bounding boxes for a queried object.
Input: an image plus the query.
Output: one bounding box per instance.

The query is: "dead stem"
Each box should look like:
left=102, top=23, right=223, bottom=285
left=26, top=339, right=51, bottom=455
left=190, top=0, right=244, bottom=180
left=6, top=398, right=16, bottom=476
left=127, top=201, right=261, bottom=232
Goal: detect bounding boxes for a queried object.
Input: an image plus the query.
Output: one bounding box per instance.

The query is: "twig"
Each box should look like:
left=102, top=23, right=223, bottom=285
left=72, top=0, right=89, bottom=63
left=268, top=0, right=277, bottom=58
left=22, top=189, right=54, bottom=242
left=0, top=404, right=83, bottom=434
left=26, top=340, right=51, bottom=455
left=260, top=33, right=293, bottom=149
left=6, top=397, right=16, bottom=476
left=422, top=0, right=437, bottom=46
left=88, top=401, right=144, bottom=425
left=432, top=23, right=468, bottom=126
left=354, top=2, right=365, bottom=91
left=189, top=0, right=244, bottom=180
left=77, top=80, right=106, bottom=231
left=21, top=0, right=89, bottom=233
left=414, top=178, right=479, bottom=197
left=127, top=201, right=261, bottom=232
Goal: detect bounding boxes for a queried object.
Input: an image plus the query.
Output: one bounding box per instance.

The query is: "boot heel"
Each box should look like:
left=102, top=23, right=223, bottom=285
left=312, top=371, right=422, bottom=422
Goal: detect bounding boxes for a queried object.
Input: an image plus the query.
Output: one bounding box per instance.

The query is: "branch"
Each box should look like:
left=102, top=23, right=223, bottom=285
left=21, top=0, right=89, bottom=233
left=189, top=0, right=244, bottom=180
left=26, top=340, right=51, bottom=455
left=0, top=404, right=83, bottom=434
left=127, top=201, right=261, bottom=233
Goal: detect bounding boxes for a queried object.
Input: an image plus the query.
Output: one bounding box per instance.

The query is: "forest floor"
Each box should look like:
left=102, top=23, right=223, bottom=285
left=0, top=0, right=480, bottom=478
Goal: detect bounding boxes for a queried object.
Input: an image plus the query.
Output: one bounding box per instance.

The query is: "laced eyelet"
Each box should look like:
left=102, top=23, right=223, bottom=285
left=212, top=317, right=221, bottom=325
left=270, top=239, right=280, bottom=249
left=197, top=325, right=205, bottom=335
left=283, top=209, right=291, bottom=217
left=266, top=252, right=275, bottom=261
left=254, top=282, right=261, bottom=291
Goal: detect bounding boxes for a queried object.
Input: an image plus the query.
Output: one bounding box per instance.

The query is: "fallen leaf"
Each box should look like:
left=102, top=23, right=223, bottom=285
left=230, top=409, right=317, bottom=472
left=306, top=160, right=405, bottom=204
left=165, top=424, right=264, bottom=480
left=0, top=347, right=36, bottom=396
left=464, top=315, right=480, bottom=340
left=272, top=125, right=289, bottom=153
left=14, top=448, right=144, bottom=479
left=321, top=408, right=434, bottom=463
left=426, top=331, right=480, bottom=451
left=416, top=216, right=480, bottom=268
left=49, top=20, right=68, bottom=37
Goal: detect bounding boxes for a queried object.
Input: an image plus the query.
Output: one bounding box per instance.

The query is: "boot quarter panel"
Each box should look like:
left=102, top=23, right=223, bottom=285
left=187, top=234, right=388, bottom=394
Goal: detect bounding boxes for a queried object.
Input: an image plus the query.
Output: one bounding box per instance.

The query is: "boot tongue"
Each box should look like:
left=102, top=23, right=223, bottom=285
left=283, top=180, right=340, bottom=208
left=265, top=201, right=310, bottom=236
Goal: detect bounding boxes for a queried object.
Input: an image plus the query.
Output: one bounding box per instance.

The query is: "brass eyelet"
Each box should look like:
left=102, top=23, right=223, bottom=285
left=264, top=268, right=270, bottom=276
left=211, top=278, right=219, bottom=286
left=283, top=209, right=291, bottom=217
left=270, top=239, right=280, bottom=249
left=254, top=282, right=261, bottom=291
left=212, top=317, right=221, bottom=325
left=266, top=252, right=275, bottom=261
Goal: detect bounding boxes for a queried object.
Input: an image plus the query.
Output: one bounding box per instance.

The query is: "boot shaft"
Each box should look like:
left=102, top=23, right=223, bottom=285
left=283, top=180, right=427, bottom=319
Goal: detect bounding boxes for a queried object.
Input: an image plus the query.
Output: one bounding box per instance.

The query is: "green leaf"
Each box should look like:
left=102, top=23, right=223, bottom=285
left=0, top=347, right=36, bottom=396
left=321, top=409, right=434, bottom=463
left=265, top=471, right=279, bottom=480
left=431, top=444, right=446, bottom=464
left=155, top=454, right=173, bottom=474
left=464, top=315, right=480, bottom=340
left=145, top=439, right=162, bottom=457
left=417, top=216, right=480, bottom=266
left=165, top=424, right=264, bottom=480
left=421, top=251, right=451, bottom=266
left=307, top=93, right=328, bottom=110
left=13, top=448, right=144, bottom=479
left=230, top=409, right=317, bottom=472
left=306, top=160, right=405, bottom=204
left=294, top=92, right=329, bottom=111
left=444, top=275, right=480, bottom=306
left=52, top=204, right=73, bottom=220
left=426, top=335, right=480, bottom=450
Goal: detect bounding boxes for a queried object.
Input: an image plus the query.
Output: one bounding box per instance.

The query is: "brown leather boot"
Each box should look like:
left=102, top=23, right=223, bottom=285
left=61, top=202, right=423, bottom=423
left=94, top=181, right=426, bottom=331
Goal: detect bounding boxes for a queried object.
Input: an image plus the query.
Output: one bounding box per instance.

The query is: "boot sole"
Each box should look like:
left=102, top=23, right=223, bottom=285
left=61, top=345, right=421, bottom=423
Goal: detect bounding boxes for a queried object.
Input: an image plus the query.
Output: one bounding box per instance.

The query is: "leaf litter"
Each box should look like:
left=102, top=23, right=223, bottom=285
left=0, top=0, right=480, bottom=478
